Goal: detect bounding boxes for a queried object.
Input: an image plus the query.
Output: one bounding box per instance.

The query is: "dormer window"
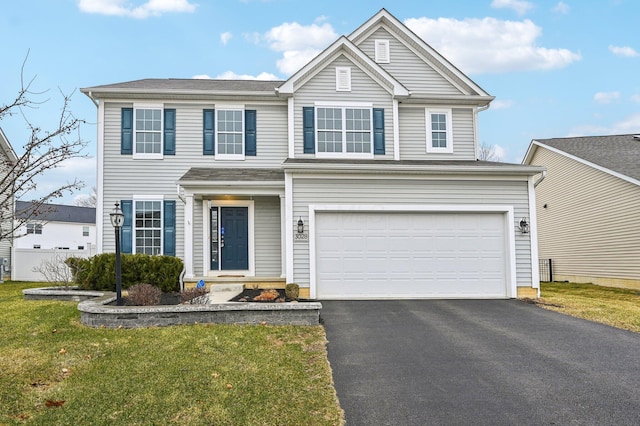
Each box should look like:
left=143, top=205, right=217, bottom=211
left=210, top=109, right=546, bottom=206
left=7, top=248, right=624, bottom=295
left=374, top=40, right=390, bottom=63
left=426, top=109, right=453, bottom=154
left=335, top=67, right=351, bottom=91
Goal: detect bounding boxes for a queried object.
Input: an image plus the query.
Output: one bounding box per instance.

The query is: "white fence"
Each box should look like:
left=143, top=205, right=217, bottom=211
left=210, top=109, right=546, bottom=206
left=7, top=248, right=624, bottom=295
left=12, top=247, right=97, bottom=282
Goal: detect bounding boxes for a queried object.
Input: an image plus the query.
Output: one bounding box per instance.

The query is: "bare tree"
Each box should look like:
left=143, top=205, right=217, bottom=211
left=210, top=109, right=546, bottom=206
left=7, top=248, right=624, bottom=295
left=75, top=186, right=97, bottom=208
left=0, top=54, right=88, bottom=243
left=477, top=141, right=502, bottom=162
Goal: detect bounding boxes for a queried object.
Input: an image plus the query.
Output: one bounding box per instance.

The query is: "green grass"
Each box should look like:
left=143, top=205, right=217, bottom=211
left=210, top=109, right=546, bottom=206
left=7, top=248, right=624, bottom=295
left=0, top=282, right=344, bottom=425
left=539, top=282, right=640, bottom=333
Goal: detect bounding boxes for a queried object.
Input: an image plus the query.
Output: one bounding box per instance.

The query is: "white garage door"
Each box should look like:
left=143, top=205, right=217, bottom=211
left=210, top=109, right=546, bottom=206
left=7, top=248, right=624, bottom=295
left=314, top=211, right=508, bottom=299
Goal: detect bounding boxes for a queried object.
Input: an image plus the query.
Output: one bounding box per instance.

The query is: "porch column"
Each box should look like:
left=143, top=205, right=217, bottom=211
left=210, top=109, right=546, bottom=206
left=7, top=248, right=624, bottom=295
left=184, top=194, right=194, bottom=278
left=280, top=194, right=286, bottom=278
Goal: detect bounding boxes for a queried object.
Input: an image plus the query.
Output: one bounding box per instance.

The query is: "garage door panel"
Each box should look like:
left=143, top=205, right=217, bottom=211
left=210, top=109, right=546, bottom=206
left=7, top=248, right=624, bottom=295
left=315, top=211, right=508, bottom=299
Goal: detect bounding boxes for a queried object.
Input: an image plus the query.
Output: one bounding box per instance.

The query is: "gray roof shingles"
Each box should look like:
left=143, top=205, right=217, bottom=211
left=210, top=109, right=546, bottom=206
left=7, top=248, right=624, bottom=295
left=536, top=134, right=640, bottom=181
left=179, top=168, right=285, bottom=182
left=83, top=78, right=284, bottom=94
left=15, top=201, right=96, bottom=224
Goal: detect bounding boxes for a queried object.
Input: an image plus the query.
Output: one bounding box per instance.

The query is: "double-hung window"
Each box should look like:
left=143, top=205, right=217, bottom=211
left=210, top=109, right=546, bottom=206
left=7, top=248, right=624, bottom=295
left=316, top=105, right=373, bottom=156
left=216, top=109, right=244, bottom=158
left=121, top=104, right=176, bottom=158
left=426, top=109, right=453, bottom=153
left=27, top=223, right=42, bottom=235
left=134, top=200, right=162, bottom=255
left=135, top=108, right=162, bottom=156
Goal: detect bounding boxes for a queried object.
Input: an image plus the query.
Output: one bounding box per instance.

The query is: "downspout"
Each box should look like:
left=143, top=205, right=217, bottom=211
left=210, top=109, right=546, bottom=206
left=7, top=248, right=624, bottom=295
left=474, top=104, right=490, bottom=159
left=534, top=170, right=547, bottom=187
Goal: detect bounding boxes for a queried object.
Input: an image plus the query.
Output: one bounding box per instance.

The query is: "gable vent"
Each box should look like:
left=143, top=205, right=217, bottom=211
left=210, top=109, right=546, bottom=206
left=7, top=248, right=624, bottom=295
left=375, top=39, right=390, bottom=63
left=336, top=67, right=351, bottom=91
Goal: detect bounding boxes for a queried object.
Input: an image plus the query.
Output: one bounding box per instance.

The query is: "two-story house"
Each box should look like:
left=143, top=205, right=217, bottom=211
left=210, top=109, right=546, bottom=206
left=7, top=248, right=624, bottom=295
left=82, top=9, right=543, bottom=299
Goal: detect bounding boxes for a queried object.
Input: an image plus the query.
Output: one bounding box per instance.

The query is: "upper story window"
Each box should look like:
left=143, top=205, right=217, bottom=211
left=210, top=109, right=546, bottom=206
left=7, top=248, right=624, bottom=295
left=121, top=105, right=176, bottom=158
left=335, top=67, right=351, bottom=91
left=135, top=108, right=162, bottom=155
left=426, top=109, right=453, bottom=154
left=317, top=106, right=372, bottom=156
left=217, top=109, right=244, bottom=158
left=374, top=40, right=390, bottom=63
left=82, top=226, right=90, bottom=237
left=303, top=104, right=385, bottom=156
left=203, top=107, right=257, bottom=159
left=27, top=223, right=42, bottom=235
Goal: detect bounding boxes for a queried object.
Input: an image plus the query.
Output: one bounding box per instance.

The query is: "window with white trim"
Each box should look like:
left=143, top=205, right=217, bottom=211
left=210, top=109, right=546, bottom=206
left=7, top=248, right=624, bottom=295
left=216, top=109, right=244, bottom=157
left=374, top=39, right=390, bottom=63
left=317, top=107, right=372, bottom=155
left=27, top=223, right=42, bottom=235
left=335, top=67, right=351, bottom=91
left=135, top=108, right=162, bottom=155
left=426, top=109, right=453, bottom=153
left=134, top=200, right=162, bottom=255
left=82, top=226, right=89, bottom=237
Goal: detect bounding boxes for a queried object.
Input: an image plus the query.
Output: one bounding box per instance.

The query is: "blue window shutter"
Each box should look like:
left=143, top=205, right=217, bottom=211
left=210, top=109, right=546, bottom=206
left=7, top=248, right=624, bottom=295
left=303, top=107, right=315, bottom=154
left=245, top=110, right=257, bottom=156
left=120, top=200, right=133, bottom=254
left=373, top=108, right=385, bottom=155
left=164, top=109, right=176, bottom=155
left=203, top=109, right=215, bottom=155
left=121, top=108, right=133, bottom=155
left=163, top=200, right=176, bottom=256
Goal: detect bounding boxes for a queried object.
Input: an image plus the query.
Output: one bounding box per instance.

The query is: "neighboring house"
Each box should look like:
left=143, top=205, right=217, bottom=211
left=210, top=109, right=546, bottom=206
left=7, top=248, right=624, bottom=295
left=0, top=128, right=18, bottom=278
left=523, top=134, right=640, bottom=290
left=12, top=201, right=97, bottom=281
left=14, top=201, right=96, bottom=251
left=81, top=9, right=543, bottom=299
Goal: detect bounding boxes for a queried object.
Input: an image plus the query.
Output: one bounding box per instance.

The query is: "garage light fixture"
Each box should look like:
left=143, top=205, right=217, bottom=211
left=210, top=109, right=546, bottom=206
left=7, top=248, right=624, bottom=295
left=519, top=218, right=529, bottom=234
left=297, top=217, right=304, bottom=234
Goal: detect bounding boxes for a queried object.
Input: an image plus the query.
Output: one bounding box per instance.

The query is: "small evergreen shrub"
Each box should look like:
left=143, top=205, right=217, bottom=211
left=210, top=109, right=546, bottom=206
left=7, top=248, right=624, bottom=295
left=68, top=253, right=183, bottom=293
left=285, top=283, right=300, bottom=301
left=126, top=283, right=162, bottom=306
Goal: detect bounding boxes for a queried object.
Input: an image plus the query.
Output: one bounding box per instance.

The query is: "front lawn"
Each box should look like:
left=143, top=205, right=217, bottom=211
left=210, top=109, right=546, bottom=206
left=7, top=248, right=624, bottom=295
left=538, top=282, right=640, bottom=333
left=0, top=282, right=343, bottom=425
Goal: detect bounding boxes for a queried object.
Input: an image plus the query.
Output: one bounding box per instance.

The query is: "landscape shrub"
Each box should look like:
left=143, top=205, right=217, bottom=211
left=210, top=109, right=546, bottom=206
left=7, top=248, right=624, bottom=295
left=126, top=283, right=162, bottom=306
left=180, top=287, right=209, bottom=304
left=67, top=253, right=182, bottom=292
left=285, top=283, right=300, bottom=300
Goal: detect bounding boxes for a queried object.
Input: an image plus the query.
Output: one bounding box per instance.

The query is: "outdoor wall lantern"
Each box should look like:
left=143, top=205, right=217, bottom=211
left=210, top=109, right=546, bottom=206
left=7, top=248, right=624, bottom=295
left=297, top=217, right=304, bottom=234
left=519, top=218, right=530, bottom=234
left=110, top=202, right=125, bottom=306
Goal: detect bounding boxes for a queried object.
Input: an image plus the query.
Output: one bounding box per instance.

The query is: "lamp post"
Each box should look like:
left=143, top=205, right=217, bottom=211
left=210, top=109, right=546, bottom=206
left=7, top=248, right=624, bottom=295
left=110, top=202, right=125, bottom=306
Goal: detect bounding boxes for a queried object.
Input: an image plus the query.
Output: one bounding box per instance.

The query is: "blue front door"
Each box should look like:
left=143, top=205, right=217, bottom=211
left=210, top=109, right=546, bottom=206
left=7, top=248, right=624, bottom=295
left=212, top=206, right=249, bottom=271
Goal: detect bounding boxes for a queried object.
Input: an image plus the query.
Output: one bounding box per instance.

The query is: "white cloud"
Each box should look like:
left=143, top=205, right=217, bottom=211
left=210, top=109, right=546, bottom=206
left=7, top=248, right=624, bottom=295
left=215, top=71, right=280, bottom=80
left=552, top=1, right=570, bottom=14
left=491, top=99, right=514, bottom=110
left=593, top=91, right=620, bottom=104
left=220, top=32, right=232, bottom=46
left=257, top=20, right=338, bottom=75
left=491, top=0, right=533, bottom=15
left=77, top=0, right=197, bottom=19
left=608, top=45, right=639, bottom=58
left=569, top=113, right=640, bottom=136
left=20, top=157, right=97, bottom=204
left=631, top=94, right=640, bottom=103
left=405, top=17, right=581, bottom=74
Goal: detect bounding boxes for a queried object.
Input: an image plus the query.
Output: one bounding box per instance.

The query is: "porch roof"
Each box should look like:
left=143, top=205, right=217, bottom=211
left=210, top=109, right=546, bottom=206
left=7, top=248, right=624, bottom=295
left=179, top=168, right=284, bottom=183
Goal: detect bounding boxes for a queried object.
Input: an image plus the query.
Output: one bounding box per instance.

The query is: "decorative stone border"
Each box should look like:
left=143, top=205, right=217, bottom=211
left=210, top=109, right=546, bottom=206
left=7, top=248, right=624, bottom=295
left=78, top=293, right=322, bottom=328
left=22, top=287, right=106, bottom=302
left=23, top=287, right=322, bottom=328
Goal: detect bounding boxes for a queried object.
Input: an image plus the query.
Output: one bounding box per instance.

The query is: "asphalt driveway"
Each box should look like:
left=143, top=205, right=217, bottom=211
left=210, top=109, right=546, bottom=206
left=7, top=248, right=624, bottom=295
left=321, top=300, right=640, bottom=425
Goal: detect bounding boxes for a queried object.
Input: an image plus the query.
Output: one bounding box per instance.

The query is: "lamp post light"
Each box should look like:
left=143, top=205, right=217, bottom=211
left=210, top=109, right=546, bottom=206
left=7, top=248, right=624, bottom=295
left=110, top=202, right=125, bottom=306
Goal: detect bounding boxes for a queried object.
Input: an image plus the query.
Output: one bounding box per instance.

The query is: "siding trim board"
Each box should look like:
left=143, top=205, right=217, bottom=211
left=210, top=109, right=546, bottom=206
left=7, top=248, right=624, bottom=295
left=307, top=203, right=517, bottom=299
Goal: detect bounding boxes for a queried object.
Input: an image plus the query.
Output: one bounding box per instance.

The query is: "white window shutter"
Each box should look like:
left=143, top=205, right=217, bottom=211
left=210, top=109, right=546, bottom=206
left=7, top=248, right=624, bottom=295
left=336, top=67, right=351, bottom=91
left=375, top=40, right=390, bottom=63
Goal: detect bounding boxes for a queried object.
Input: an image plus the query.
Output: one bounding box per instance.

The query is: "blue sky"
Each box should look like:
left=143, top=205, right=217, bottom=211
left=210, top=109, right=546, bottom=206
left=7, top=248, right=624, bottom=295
left=1, top=0, right=639, bottom=204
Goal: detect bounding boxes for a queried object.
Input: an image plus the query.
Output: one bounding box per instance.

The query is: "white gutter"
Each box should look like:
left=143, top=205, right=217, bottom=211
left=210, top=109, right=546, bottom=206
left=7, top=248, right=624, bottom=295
left=534, top=170, right=547, bottom=187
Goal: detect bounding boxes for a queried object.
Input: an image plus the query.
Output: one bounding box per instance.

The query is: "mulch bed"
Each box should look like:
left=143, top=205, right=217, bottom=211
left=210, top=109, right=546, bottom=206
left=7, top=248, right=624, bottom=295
left=230, top=288, right=294, bottom=303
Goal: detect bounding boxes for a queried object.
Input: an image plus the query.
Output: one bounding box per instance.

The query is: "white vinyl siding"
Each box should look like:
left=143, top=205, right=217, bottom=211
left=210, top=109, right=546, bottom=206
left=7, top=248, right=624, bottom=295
left=357, top=27, right=465, bottom=96
left=291, top=176, right=533, bottom=290
left=399, top=107, right=476, bottom=160
left=253, top=196, right=282, bottom=276
left=294, top=55, right=394, bottom=159
left=531, top=146, right=640, bottom=285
